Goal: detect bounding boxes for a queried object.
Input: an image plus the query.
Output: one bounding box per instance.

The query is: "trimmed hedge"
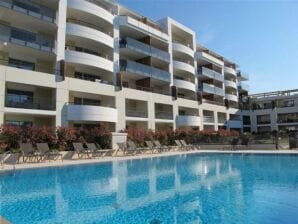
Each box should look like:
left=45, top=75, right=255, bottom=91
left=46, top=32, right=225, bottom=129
left=0, top=124, right=111, bottom=151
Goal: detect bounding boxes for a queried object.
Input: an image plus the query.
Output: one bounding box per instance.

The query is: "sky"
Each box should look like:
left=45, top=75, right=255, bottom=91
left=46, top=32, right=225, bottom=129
left=116, top=0, right=298, bottom=94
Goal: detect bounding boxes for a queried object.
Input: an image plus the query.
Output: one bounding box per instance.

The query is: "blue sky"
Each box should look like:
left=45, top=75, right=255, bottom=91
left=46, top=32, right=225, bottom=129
left=117, top=0, right=298, bottom=94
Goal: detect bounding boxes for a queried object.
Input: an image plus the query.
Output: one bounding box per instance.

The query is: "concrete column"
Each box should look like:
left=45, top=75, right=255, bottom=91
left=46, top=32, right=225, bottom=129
left=0, top=66, right=6, bottom=125
left=148, top=100, right=155, bottom=130
left=270, top=109, right=278, bottom=131
left=214, top=111, right=218, bottom=131
left=115, top=91, right=126, bottom=131
left=172, top=101, right=179, bottom=130
left=251, top=112, right=258, bottom=133
left=113, top=17, right=120, bottom=85
left=56, top=81, right=69, bottom=127
left=56, top=0, right=67, bottom=61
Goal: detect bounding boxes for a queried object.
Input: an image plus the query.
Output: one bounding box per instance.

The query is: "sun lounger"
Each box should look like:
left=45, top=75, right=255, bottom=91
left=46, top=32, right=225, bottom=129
left=145, top=141, right=159, bottom=153
left=175, top=140, right=186, bottom=151
left=20, top=143, right=40, bottom=162
left=72, top=143, right=91, bottom=159
left=180, top=140, right=194, bottom=151
left=86, top=143, right=114, bottom=157
left=153, top=140, right=172, bottom=152
left=36, top=143, right=63, bottom=161
left=127, top=141, right=144, bottom=155
left=0, top=151, right=10, bottom=168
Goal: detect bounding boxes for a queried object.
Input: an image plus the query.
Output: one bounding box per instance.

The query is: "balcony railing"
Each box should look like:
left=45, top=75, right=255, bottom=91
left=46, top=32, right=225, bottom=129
left=5, top=95, right=55, bottom=110
left=198, top=67, right=223, bottom=82
left=120, top=59, right=171, bottom=82
left=126, top=110, right=148, bottom=118
left=237, top=71, right=249, bottom=80
left=203, top=116, right=215, bottom=123
left=238, top=82, right=249, bottom=91
left=123, top=85, right=170, bottom=96
left=0, top=24, right=54, bottom=53
left=0, top=0, right=56, bottom=23
left=155, top=111, right=173, bottom=120
left=120, top=37, right=170, bottom=63
left=199, top=83, right=224, bottom=97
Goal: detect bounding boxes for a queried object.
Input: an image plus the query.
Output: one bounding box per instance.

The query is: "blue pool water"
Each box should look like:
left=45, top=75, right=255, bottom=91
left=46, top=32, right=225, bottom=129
left=1, top=153, right=298, bottom=224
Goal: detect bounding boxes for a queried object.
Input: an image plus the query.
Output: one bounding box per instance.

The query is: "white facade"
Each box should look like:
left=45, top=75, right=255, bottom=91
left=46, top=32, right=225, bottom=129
left=242, top=89, right=298, bottom=133
left=0, top=0, right=249, bottom=132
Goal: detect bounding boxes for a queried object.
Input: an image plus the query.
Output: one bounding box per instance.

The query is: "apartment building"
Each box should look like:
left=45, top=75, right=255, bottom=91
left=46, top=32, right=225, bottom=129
left=0, top=0, right=249, bottom=132
left=241, top=89, right=298, bottom=133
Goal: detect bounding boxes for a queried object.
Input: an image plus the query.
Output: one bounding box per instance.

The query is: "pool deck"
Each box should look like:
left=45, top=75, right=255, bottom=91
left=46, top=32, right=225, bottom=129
left=1, top=149, right=298, bottom=172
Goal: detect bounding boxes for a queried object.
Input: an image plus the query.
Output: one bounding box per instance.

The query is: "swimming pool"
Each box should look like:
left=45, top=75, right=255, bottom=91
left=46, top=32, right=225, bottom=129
left=0, top=153, right=298, bottom=224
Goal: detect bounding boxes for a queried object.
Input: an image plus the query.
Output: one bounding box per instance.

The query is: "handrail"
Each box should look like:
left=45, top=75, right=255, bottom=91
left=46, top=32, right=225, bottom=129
left=120, top=59, right=171, bottom=82
left=198, top=67, right=223, bottom=82
left=5, top=95, right=56, bottom=110
left=0, top=0, right=55, bottom=23
left=155, top=111, right=173, bottom=120
left=0, top=24, right=54, bottom=53
left=120, top=37, right=170, bottom=62
left=68, top=102, right=116, bottom=109
left=126, top=110, right=148, bottom=118
left=203, top=116, right=215, bottom=123
left=65, top=45, right=112, bottom=61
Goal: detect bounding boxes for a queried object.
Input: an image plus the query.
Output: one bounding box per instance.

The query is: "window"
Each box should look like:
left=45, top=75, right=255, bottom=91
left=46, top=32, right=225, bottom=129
left=14, top=0, right=40, bottom=13
left=6, top=89, right=34, bottom=108
left=8, top=58, right=35, bottom=71
left=74, top=97, right=101, bottom=106
left=74, top=72, right=100, bottom=82
left=11, top=28, right=36, bottom=43
left=6, top=120, right=33, bottom=127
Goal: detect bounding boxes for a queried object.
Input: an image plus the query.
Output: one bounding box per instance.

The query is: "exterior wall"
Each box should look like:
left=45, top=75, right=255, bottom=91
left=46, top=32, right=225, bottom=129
left=0, top=0, right=248, bottom=132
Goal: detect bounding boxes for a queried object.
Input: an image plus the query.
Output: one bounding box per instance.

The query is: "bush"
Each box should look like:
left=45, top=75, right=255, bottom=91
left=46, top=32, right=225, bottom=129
left=0, top=124, right=21, bottom=150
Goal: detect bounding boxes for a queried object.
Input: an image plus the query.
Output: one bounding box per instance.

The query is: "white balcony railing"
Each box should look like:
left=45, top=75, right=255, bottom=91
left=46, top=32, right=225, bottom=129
left=67, top=104, right=117, bottom=122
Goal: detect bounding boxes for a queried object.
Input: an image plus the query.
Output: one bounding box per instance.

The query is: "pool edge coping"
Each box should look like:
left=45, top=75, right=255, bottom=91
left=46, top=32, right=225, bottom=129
left=1, top=149, right=298, bottom=173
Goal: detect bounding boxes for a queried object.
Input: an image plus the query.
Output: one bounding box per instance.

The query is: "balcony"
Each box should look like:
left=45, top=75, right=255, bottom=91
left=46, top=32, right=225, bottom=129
left=5, top=95, right=55, bottom=110
left=224, top=66, right=236, bottom=76
left=173, top=79, right=196, bottom=92
left=120, top=60, right=171, bottom=82
left=196, top=51, right=224, bottom=67
left=118, top=16, right=169, bottom=42
left=172, top=42, right=194, bottom=58
left=203, top=116, right=215, bottom=123
left=66, top=21, right=113, bottom=49
left=224, top=80, right=237, bottom=89
left=225, top=94, right=238, bottom=102
left=0, top=0, right=56, bottom=23
left=199, top=83, right=224, bottom=97
left=177, top=115, right=200, bottom=127
left=0, top=24, right=55, bottom=54
left=67, top=104, right=117, bottom=122
left=155, top=111, right=173, bottom=120
left=65, top=50, right=113, bottom=73
left=238, top=82, right=249, bottom=92
left=120, top=37, right=170, bottom=63
left=173, top=60, right=195, bottom=75
left=198, top=67, right=223, bottom=82
left=227, top=120, right=242, bottom=129
left=126, top=110, right=148, bottom=118
left=237, top=71, right=249, bottom=81
left=67, top=0, right=114, bottom=24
